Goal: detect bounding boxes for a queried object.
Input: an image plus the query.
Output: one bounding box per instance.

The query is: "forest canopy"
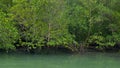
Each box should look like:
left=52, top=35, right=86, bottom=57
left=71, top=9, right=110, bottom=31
left=0, top=0, right=120, bottom=53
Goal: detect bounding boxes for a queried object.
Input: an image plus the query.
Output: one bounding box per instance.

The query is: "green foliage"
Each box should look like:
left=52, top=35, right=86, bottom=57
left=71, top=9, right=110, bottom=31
left=9, top=0, right=76, bottom=51
left=0, top=0, right=120, bottom=52
left=66, top=0, right=120, bottom=48
left=0, top=10, right=19, bottom=51
left=0, top=0, right=12, bottom=12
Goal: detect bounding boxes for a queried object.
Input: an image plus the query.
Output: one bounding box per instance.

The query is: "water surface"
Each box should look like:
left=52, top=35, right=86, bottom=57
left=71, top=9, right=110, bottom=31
left=0, top=52, right=120, bottom=68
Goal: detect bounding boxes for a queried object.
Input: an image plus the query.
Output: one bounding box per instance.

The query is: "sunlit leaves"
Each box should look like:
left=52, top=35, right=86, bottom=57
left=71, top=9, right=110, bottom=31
left=0, top=10, right=19, bottom=50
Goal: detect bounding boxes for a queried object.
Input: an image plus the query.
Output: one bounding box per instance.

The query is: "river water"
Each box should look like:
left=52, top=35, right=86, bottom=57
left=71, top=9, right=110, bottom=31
left=0, top=52, right=120, bottom=68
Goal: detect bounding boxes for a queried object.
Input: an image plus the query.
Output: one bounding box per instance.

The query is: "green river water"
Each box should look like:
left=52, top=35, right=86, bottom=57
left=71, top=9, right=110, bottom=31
left=0, top=52, right=120, bottom=68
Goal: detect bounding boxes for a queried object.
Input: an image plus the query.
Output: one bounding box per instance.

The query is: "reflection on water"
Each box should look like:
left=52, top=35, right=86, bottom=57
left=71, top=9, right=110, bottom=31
left=0, top=52, right=120, bottom=68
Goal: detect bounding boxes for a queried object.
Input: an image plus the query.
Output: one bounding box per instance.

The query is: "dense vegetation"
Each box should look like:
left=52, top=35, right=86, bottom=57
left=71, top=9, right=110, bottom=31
left=0, top=0, right=120, bottom=53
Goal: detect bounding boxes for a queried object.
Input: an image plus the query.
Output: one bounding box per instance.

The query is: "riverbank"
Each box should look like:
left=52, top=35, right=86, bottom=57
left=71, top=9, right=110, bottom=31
left=0, top=45, right=120, bottom=54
